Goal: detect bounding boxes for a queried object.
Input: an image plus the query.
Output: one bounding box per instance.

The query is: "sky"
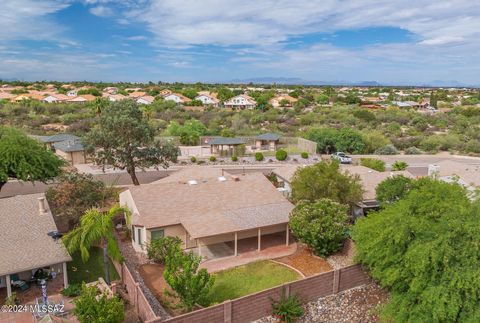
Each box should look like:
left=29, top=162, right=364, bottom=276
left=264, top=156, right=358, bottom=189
left=1, top=0, right=479, bottom=85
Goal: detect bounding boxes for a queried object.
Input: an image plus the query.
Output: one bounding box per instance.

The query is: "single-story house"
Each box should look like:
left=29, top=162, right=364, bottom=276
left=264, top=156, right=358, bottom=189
left=195, top=92, right=220, bottom=107
left=119, top=170, right=293, bottom=258
left=255, top=133, right=281, bottom=151
left=136, top=95, right=155, bottom=105
left=223, top=94, right=257, bottom=110
left=53, top=139, right=88, bottom=165
left=0, top=92, right=15, bottom=100
left=42, top=94, right=69, bottom=103
left=37, top=134, right=88, bottom=165
left=206, top=137, right=246, bottom=156
left=0, top=194, right=72, bottom=298
left=128, top=91, right=147, bottom=98
left=163, top=93, right=192, bottom=105
left=107, top=94, right=127, bottom=102
left=67, top=90, right=77, bottom=97
left=428, top=160, right=480, bottom=189
left=67, top=95, right=96, bottom=103
left=273, top=164, right=414, bottom=217
left=269, top=95, right=297, bottom=108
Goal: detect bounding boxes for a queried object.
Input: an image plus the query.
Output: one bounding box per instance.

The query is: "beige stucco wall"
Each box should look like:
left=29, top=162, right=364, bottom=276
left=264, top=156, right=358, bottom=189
left=54, top=150, right=86, bottom=165
left=146, top=224, right=187, bottom=248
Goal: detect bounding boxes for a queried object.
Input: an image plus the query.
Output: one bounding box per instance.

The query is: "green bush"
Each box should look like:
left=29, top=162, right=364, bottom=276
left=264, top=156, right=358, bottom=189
left=74, top=283, right=124, bottom=323
left=147, top=236, right=182, bottom=264
left=301, top=152, right=309, bottom=159
left=405, top=146, right=422, bottom=155
left=392, top=161, right=408, bottom=171
left=271, top=293, right=304, bottom=323
left=231, top=155, right=238, bottom=162
left=276, top=149, right=288, bottom=161
left=374, top=144, right=398, bottom=155
left=209, top=156, right=216, bottom=162
left=255, top=152, right=264, bottom=161
left=62, top=284, right=81, bottom=297
left=290, top=199, right=349, bottom=257
left=360, top=158, right=386, bottom=172
left=190, top=156, right=197, bottom=163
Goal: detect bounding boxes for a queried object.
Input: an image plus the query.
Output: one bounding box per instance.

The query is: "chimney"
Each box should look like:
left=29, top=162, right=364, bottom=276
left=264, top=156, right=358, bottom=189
left=38, top=197, right=47, bottom=214
left=231, top=175, right=240, bottom=182
left=428, top=164, right=440, bottom=178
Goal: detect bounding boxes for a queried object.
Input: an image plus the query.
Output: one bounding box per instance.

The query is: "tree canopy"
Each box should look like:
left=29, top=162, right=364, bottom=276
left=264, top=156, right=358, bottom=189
left=84, top=100, right=179, bottom=185
left=290, top=199, right=349, bottom=257
left=375, top=174, right=414, bottom=205
left=0, top=127, right=64, bottom=192
left=352, top=178, right=480, bottom=322
left=290, top=161, right=363, bottom=205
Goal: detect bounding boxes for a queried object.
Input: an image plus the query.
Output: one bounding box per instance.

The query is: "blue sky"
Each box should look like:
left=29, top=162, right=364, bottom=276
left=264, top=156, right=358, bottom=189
left=1, top=0, right=479, bottom=85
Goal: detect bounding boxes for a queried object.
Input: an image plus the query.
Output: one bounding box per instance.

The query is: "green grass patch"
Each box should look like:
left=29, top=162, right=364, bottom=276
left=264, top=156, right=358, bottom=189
left=67, top=247, right=119, bottom=285
left=206, top=261, right=300, bottom=305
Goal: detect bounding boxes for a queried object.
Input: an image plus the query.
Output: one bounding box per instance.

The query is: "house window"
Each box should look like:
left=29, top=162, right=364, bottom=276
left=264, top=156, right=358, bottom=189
left=151, top=229, right=165, bottom=241
left=136, top=228, right=142, bottom=245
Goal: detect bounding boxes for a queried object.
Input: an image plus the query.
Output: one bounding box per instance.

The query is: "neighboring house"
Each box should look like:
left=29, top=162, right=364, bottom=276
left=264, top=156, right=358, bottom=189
left=273, top=164, right=414, bottom=217
left=119, top=169, right=293, bottom=258
left=269, top=95, right=297, bottom=108
left=160, top=89, right=172, bottom=96
left=37, top=134, right=88, bottom=165
left=12, top=93, right=44, bottom=102
left=391, top=101, right=420, bottom=108
left=128, top=91, right=147, bottom=98
left=136, top=95, right=155, bottom=105
left=103, top=87, right=118, bottom=94
left=0, top=194, right=72, bottom=298
left=42, top=94, right=69, bottom=103
left=67, top=90, right=77, bottom=97
left=206, top=137, right=246, bottom=156
left=0, top=92, right=15, bottom=100
left=428, top=160, right=480, bottom=188
left=224, top=94, right=257, bottom=109
left=67, top=94, right=96, bottom=103
left=53, top=139, right=88, bottom=165
left=163, top=93, right=192, bottom=105
left=108, top=94, right=127, bottom=102
left=195, top=92, right=220, bottom=107
left=255, top=133, right=281, bottom=151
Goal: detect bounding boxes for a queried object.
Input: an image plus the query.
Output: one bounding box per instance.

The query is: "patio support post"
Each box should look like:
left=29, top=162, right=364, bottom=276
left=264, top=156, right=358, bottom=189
left=197, top=239, right=202, bottom=258
left=6, top=275, right=11, bottom=297
left=234, top=232, right=238, bottom=256
left=286, top=224, right=289, bottom=246
left=258, top=228, right=261, bottom=251
left=62, top=262, right=69, bottom=288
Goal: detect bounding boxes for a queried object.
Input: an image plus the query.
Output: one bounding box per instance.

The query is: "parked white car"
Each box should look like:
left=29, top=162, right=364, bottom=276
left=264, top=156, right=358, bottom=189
left=331, top=152, right=352, bottom=164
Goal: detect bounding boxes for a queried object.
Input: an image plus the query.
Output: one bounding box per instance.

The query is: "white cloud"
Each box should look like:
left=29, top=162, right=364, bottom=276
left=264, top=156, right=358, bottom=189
left=126, top=35, right=147, bottom=41
left=89, top=5, right=113, bottom=17
left=0, top=0, right=69, bottom=41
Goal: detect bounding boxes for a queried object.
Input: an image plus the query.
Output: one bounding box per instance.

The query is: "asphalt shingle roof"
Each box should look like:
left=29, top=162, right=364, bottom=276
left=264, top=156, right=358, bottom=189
left=256, top=133, right=281, bottom=141
left=207, top=137, right=245, bottom=145
left=0, top=194, right=71, bottom=276
left=39, top=134, right=80, bottom=143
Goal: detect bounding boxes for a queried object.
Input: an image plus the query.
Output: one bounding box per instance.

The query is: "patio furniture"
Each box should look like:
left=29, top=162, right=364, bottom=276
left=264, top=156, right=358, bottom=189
left=10, top=274, right=30, bottom=291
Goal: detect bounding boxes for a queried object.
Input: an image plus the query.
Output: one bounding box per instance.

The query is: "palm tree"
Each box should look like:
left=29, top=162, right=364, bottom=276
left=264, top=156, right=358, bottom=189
left=63, top=205, right=125, bottom=284
left=91, top=97, right=108, bottom=116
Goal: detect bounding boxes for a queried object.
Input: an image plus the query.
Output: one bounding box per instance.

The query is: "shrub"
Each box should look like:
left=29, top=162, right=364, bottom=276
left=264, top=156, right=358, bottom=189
left=74, top=283, right=124, bottom=323
left=276, top=149, right=288, bottom=161
left=190, top=156, right=197, bottom=163
left=271, top=293, right=304, bottom=323
left=209, top=156, right=216, bottom=162
left=62, top=284, right=81, bottom=297
left=255, top=152, right=264, bottom=161
left=231, top=155, right=238, bottom=162
left=405, top=146, right=422, bottom=155
left=392, top=161, right=408, bottom=171
left=301, top=152, right=309, bottom=159
left=147, top=236, right=182, bottom=264
left=360, top=158, right=386, bottom=172
left=374, top=144, right=398, bottom=155
left=290, top=199, right=349, bottom=257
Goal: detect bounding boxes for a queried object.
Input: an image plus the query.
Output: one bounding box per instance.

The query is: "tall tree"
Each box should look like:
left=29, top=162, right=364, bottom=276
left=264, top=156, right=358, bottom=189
left=352, top=178, right=480, bottom=322
left=290, top=161, right=363, bottom=206
left=91, top=97, right=109, bottom=116
left=84, top=100, right=179, bottom=185
left=0, top=127, right=64, bottom=192
left=63, top=206, right=125, bottom=284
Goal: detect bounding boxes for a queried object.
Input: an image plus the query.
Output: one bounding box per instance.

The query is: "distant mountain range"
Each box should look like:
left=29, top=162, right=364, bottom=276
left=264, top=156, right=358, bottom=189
left=228, top=77, right=478, bottom=88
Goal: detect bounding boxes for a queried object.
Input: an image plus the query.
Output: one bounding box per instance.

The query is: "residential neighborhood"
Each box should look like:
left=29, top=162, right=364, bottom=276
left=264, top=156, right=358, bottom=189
left=2, top=0, right=480, bottom=322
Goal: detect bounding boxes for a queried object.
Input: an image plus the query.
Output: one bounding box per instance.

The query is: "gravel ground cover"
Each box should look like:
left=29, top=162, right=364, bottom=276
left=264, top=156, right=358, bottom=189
left=256, top=283, right=388, bottom=323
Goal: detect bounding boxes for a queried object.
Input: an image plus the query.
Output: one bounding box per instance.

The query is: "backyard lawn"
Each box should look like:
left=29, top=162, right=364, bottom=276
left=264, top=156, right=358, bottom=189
left=67, top=247, right=119, bottom=285
left=206, top=260, right=300, bottom=305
